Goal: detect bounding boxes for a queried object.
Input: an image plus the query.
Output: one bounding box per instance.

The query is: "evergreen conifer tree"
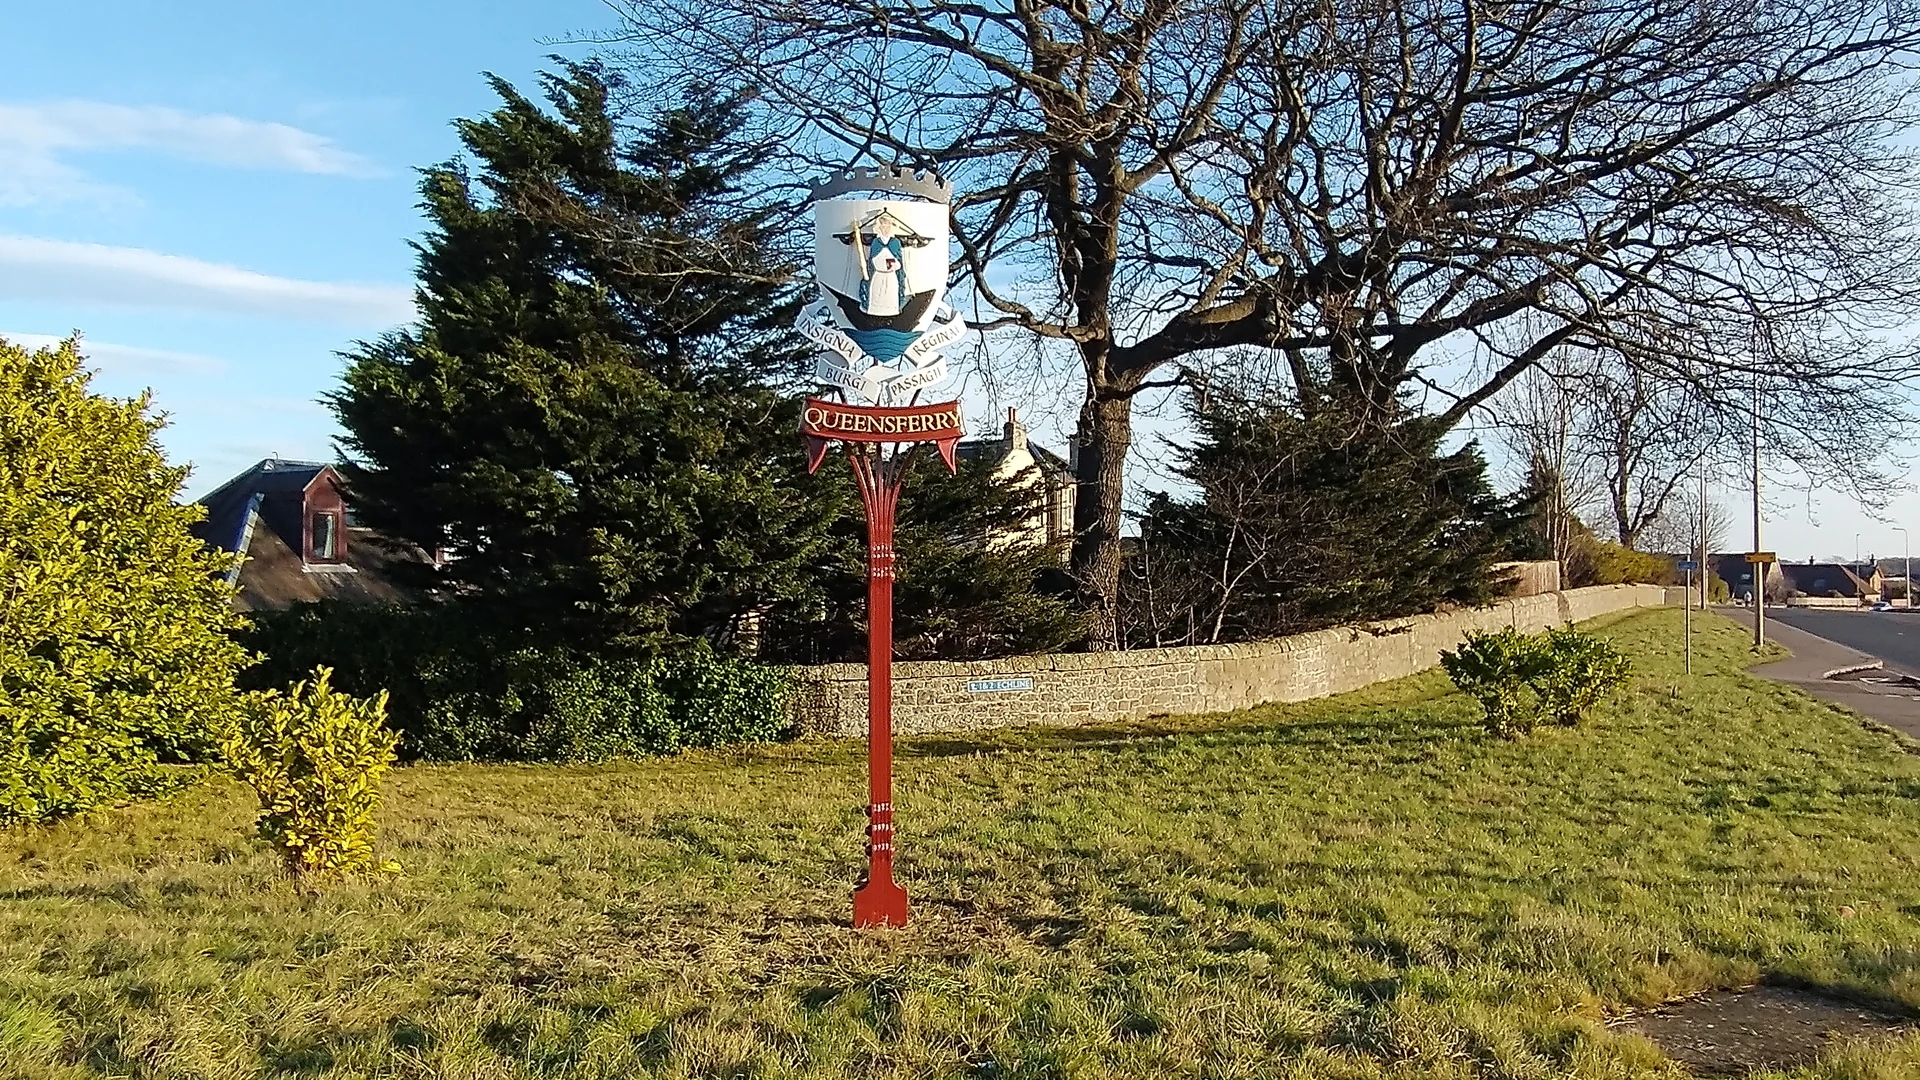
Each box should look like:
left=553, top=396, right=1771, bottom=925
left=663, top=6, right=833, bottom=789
left=331, top=64, right=836, bottom=649
left=764, top=452, right=1086, bottom=662
left=1126, top=386, right=1524, bottom=644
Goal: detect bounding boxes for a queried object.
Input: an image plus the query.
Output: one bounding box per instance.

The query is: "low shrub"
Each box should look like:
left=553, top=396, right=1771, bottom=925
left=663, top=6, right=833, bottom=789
left=1442, top=625, right=1634, bottom=737
left=1537, top=626, right=1633, bottom=726
left=1441, top=627, right=1551, bottom=737
left=223, top=668, right=399, bottom=875
left=238, top=602, right=792, bottom=763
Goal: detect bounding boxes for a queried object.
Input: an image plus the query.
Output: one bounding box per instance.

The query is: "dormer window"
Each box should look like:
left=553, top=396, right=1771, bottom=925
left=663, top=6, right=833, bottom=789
left=311, top=512, right=341, bottom=562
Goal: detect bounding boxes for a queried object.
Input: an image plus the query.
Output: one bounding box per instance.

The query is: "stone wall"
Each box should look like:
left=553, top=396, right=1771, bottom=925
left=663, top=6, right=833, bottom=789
left=790, top=584, right=1668, bottom=737
left=1784, top=596, right=1865, bottom=608
left=1494, top=560, right=1562, bottom=597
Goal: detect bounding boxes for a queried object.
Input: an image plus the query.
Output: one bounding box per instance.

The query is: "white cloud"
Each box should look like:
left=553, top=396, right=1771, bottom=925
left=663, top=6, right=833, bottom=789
left=0, top=236, right=415, bottom=327
left=0, top=331, right=225, bottom=375
left=0, top=101, right=378, bottom=207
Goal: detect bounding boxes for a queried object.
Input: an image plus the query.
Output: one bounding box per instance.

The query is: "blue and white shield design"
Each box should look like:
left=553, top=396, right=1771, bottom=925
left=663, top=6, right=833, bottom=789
left=798, top=191, right=966, bottom=406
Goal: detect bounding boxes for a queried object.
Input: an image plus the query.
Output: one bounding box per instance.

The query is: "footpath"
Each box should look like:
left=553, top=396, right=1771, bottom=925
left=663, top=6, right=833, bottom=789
left=1750, top=615, right=1920, bottom=741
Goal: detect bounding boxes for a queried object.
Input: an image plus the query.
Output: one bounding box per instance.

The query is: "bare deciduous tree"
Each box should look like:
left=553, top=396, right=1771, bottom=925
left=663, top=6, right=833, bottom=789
left=1639, top=491, right=1732, bottom=559
left=608, top=0, right=1920, bottom=646
left=1580, top=364, right=1716, bottom=550
left=1496, top=362, right=1604, bottom=569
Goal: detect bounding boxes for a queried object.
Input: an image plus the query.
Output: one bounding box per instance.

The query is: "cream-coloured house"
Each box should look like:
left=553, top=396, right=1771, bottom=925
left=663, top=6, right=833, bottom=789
left=955, top=408, right=1075, bottom=552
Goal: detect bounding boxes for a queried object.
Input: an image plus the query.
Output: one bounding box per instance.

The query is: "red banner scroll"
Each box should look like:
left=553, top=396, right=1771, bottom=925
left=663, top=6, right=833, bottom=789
left=800, top=398, right=964, bottom=473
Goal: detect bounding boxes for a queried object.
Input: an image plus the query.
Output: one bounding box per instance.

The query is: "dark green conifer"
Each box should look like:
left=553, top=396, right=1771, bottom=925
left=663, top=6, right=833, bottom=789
left=332, top=63, right=834, bottom=649
left=1128, top=386, right=1525, bottom=644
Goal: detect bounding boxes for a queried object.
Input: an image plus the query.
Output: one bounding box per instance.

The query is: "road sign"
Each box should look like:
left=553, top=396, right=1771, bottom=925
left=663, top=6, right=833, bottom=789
left=1746, top=551, right=1776, bottom=564
left=1677, top=560, right=1700, bottom=571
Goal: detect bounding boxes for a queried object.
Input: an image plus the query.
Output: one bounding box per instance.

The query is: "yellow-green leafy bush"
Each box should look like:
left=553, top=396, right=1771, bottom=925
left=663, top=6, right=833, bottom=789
left=1440, top=627, right=1552, bottom=737
left=224, top=668, right=399, bottom=875
left=0, top=336, right=247, bottom=824
left=1442, top=625, right=1634, bottom=737
left=1571, top=539, right=1676, bottom=586
left=1536, top=625, right=1633, bottom=726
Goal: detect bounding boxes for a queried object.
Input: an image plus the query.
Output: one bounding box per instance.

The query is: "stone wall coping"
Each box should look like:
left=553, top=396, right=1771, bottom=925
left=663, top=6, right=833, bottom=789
left=790, top=584, right=1659, bottom=683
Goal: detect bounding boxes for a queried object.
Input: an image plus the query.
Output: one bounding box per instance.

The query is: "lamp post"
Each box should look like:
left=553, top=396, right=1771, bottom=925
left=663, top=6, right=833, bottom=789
left=1751, top=373, right=1764, bottom=646
left=1898, top=527, right=1911, bottom=611
left=1700, top=470, right=1710, bottom=611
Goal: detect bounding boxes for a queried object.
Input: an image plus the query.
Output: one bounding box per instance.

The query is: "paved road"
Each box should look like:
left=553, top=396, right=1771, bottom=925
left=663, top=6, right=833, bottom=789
left=1764, top=606, right=1920, bottom=675
left=1739, top=607, right=1920, bottom=741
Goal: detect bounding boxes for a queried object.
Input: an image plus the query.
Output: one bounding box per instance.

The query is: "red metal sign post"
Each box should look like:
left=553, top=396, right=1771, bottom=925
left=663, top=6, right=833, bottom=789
left=794, top=166, right=964, bottom=930
left=803, top=399, right=961, bottom=928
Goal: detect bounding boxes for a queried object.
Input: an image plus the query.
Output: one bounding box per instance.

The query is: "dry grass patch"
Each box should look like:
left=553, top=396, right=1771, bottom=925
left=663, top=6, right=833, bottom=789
left=4, top=609, right=1920, bottom=1078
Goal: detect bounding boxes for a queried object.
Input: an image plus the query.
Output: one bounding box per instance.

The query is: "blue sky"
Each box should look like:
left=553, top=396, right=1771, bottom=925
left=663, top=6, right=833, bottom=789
left=0, top=0, right=607, bottom=493
left=0, top=2, right=1907, bottom=560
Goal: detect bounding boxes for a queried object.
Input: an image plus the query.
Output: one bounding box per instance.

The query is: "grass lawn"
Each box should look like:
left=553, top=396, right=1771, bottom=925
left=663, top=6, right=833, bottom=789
left=5, top=608, right=1920, bottom=1079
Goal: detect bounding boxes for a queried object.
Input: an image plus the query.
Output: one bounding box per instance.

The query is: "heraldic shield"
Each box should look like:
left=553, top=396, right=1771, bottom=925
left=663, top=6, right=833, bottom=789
left=813, top=198, right=949, bottom=352
left=796, top=168, right=966, bottom=407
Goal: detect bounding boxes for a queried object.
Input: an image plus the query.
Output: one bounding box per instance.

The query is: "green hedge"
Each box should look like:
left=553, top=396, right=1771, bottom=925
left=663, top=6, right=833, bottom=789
left=1569, top=539, right=1677, bottom=587
left=236, top=602, right=790, bottom=762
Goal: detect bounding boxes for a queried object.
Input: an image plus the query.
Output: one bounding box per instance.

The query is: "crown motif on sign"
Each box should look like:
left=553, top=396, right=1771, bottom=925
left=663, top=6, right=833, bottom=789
left=810, top=166, right=953, bottom=205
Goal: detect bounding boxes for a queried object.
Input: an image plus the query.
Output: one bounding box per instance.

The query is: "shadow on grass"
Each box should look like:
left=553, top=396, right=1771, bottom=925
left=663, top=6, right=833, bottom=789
left=798, top=973, right=913, bottom=1038
left=0, top=880, right=150, bottom=905
left=896, top=707, right=1480, bottom=761
left=1767, top=950, right=1920, bottom=1015
left=260, top=1035, right=336, bottom=1075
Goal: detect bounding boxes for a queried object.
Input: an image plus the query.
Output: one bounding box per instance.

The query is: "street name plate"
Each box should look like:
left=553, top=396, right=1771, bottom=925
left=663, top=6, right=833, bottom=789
left=967, top=677, right=1033, bottom=694
left=1746, top=552, right=1776, bottom=564
left=1677, top=560, right=1700, bottom=571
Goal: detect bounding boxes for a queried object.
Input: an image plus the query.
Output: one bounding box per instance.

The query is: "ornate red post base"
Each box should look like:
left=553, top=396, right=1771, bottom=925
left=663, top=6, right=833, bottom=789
left=849, top=447, right=909, bottom=927
left=802, top=398, right=962, bottom=929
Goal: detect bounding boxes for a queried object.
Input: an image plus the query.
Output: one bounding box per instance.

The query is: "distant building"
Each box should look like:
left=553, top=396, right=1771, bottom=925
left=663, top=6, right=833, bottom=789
left=1874, top=557, right=1914, bottom=579
left=190, top=458, right=433, bottom=611
left=1710, top=553, right=1881, bottom=603
left=955, top=409, right=1075, bottom=551
left=1710, top=553, right=1784, bottom=602
left=1777, top=560, right=1880, bottom=600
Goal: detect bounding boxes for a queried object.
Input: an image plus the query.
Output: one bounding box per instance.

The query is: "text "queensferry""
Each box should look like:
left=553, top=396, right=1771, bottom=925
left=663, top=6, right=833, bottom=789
left=801, top=401, right=963, bottom=439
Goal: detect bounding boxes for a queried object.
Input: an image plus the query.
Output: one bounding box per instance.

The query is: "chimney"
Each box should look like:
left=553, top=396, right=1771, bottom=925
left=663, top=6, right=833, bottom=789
left=1004, top=406, right=1027, bottom=452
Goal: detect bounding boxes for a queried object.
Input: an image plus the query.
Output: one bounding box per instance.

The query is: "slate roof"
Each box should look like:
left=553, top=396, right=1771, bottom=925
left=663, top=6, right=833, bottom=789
left=191, top=458, right=328, bottom=555
left=954, top=435, right=1071, bottom=478
left=189, top=458, right=428, bottom=612
left=1777, top=562, right=1874, bottom=598
left=1709, top=553, right=1770, bottom=595
left=219, top=524, right=425, bottom=612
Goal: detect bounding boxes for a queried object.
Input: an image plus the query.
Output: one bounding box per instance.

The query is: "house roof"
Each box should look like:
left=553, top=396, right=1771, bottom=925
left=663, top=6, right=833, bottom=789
left=1708, top=553, right=1774, bottom=595
left=954, top=435, right=1072, bottom=480
left=188, top=457, right=429, bottom=611
left=1777, top=562, right=1873, bottom=597
left=1029, top=443, right=1070, bottom=476
left=191, top=458, right=331, bottom=553
left=222, top=525, right=425, bottom=612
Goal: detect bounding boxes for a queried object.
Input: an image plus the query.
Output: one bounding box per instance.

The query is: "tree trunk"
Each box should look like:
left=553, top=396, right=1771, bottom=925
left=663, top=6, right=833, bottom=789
left=1071, top=388, right=1133, bottom=650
